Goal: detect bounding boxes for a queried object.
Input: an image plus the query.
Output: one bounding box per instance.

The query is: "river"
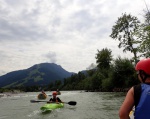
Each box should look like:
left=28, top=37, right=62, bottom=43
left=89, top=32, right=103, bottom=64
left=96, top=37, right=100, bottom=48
left=0, top=91, right=126, bottom=119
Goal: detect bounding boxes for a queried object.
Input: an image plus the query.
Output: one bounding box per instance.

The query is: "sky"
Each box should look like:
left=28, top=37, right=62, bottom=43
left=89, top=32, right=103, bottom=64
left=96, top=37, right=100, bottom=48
left=0, top=0, right=149, bottom=76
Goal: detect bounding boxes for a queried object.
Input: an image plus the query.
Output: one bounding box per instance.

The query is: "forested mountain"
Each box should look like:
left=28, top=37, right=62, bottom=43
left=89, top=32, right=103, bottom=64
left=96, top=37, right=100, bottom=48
left=0, top=63, right=74, bottom=88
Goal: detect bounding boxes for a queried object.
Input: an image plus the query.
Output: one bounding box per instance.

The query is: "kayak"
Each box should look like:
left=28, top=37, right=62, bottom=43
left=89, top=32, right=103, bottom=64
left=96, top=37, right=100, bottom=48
left=40, top=103, right=64, bottom=112
left=37, top=93, right=47, bottom=100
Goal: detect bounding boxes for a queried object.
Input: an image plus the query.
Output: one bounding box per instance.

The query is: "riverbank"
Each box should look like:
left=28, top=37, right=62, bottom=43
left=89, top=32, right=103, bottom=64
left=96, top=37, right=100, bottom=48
left=85, top=87, right=130, bottom=92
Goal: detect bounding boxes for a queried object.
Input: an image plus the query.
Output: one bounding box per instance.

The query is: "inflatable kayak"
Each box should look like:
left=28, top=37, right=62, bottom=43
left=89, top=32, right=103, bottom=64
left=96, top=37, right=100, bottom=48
left=40, top=103, right=64, bottom=112
left=37, top=93, right=47, bottom=100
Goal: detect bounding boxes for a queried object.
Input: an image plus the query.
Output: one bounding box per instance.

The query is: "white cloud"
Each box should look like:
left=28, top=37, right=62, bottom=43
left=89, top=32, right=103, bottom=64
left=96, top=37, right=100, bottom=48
left=44, top=51, right=57, bottom=63
left=0, top=0, right=149, bottom=75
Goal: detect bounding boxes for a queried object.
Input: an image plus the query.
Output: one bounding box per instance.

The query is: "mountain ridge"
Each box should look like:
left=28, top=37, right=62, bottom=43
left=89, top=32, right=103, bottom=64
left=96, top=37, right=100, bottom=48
left=0, top=63, right=75, bottom=88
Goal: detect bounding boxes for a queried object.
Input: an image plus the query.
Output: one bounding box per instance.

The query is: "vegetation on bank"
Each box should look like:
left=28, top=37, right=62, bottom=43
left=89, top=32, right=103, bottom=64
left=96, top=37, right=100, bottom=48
left=0, top=10, right=150, bottom=93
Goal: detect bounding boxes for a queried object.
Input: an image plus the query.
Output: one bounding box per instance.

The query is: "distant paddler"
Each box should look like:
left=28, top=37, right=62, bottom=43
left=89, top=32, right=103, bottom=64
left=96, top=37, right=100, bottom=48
left=37, top=90, right=47, bottom=100
left=56, top=89, right=61, bottom=95
left=47, top=91, right=62, bottom=103
left=40, top=91, right=64, bottom=112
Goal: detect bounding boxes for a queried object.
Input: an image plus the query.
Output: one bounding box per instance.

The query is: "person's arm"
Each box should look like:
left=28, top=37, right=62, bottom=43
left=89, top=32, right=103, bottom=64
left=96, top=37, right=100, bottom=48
left=47, top=98, right=53, bottom=103
left=57, top=97, right=62, bottom=103
left=119, top=87, right=134, bottom=119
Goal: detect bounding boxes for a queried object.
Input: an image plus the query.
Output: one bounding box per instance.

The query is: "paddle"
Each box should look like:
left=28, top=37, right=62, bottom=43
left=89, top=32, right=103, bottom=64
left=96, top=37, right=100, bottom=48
left=30, top=100, right=77, bottom=106
left=65, top=101, right=76, bottom=106
left=30, top=100, right=48, bottom=103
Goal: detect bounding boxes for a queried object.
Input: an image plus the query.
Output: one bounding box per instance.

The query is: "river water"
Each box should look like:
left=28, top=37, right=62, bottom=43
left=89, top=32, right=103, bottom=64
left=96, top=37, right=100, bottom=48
left=0, top=91, right=126, bottom=119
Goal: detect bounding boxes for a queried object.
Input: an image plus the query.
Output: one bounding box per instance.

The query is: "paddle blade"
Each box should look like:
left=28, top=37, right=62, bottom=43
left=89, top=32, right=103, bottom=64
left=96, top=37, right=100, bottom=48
left=30, top=100, right=48, bottom=103
left=30, top=100, right=39, bottom=103
left=67, top=101, right=77, bottom=106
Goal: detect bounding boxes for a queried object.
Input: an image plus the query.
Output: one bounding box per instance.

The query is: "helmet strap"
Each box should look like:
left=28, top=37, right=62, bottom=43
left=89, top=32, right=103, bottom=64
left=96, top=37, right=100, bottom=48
left=141, top=76, right=147, bottom=83
left=139, top=71, right=148, bottom=83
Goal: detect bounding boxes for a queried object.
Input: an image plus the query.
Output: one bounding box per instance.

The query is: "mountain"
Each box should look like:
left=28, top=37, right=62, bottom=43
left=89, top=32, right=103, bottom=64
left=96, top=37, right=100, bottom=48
left=0, top=63, right=75, bottom=88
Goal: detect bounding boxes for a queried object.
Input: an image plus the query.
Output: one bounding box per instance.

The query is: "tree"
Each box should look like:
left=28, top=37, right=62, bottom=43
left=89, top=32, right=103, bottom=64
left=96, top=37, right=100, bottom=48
left=110, top=13, right=141, bottom=63
left=111, top=57, right=138, bottom=88
left=91, top=73, right=102, bottom=91
left=95, top=48, right=112, bottom=70
left=139, top=10, right=150, bottom=57
left=54, top=80, right=62, bottom=88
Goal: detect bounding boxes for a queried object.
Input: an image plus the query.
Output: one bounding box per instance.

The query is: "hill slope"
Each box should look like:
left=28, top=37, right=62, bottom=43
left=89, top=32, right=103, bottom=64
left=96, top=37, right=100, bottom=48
left=0, top=63, right=74, bottom=88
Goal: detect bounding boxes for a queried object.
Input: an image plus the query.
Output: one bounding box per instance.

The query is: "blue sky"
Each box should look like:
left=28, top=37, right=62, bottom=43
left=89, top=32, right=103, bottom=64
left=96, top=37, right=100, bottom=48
left=0, top=0, right=149, bottom=76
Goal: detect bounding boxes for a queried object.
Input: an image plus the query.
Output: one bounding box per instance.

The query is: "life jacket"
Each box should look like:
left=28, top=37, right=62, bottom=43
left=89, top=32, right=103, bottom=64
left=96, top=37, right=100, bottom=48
left=50, top=97, right=61, bottom=102
left=134, top=83, right=150, bottom=119
left=51, top=97, right=58, bottom=102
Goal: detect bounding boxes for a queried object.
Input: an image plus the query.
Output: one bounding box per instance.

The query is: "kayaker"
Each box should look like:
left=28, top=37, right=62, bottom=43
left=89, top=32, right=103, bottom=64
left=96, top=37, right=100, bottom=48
left=41, top=90, right=46, bottom=95
left=48, top=91, right=62, bottom=103
left=119, top=58, right=150, bottom=119
left=56, top=89, right=61, bottom=95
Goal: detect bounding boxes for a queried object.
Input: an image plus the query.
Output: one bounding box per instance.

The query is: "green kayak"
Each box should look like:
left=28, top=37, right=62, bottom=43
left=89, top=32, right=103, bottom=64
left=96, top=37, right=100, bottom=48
left=40, top=103, right=64, bottom=112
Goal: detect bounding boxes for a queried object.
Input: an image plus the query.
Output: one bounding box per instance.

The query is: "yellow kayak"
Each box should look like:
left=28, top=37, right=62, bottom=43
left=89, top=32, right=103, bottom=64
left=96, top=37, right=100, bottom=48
left=37, top=93, right=47, bottom=100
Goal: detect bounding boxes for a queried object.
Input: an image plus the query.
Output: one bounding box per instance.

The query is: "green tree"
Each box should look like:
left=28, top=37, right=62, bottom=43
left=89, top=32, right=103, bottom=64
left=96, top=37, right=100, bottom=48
left=111, top=57, right=138, bottom=88
left=87, top=69, right=96, bottom=77
left=110, top=13, right=141, bottom=63
left=101, top=78, right=112, bottom=91
left=83, top=77, right=92, bottom=90
left=95, top=48, right=112, bottom=70
left=139, top=11, right=150, bottom=57
left=144, top=10, right=150, bottom=25
left=48, top=82, right=54, bottom=90
left=91, top=73, right=102, bottom=91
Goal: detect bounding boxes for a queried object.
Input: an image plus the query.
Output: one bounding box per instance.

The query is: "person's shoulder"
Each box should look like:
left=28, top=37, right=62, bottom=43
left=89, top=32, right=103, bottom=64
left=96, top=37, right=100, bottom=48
left=57, top=97, right=61, bottom=100
left=128, top=86, right=134, bottom=94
